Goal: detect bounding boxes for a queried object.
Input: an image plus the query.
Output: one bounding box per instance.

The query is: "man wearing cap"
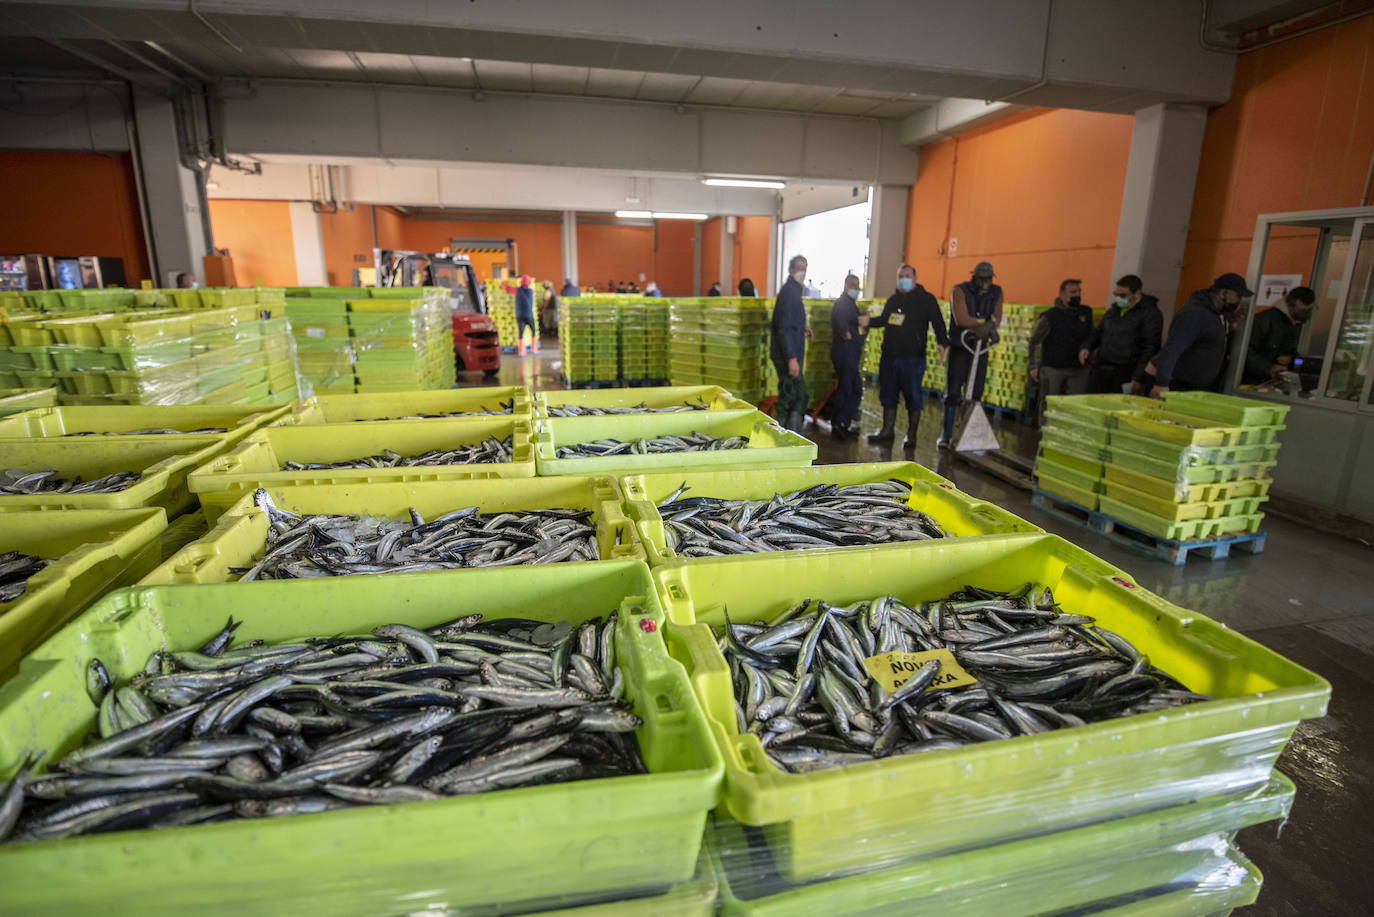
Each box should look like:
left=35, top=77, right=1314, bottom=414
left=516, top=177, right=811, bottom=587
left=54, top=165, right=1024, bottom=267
left=940, top=262, right=1003, bottom=448
left=1146, top=273, right=1253, bottom=394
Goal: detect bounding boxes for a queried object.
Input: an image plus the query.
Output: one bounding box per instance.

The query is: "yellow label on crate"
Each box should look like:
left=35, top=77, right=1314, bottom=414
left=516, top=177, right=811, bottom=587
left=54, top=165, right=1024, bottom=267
left=140, top=280, right=153, bottom=289
left=888, top=312, right=905, bottom=326
left=862, top=649, right=977, bottom=695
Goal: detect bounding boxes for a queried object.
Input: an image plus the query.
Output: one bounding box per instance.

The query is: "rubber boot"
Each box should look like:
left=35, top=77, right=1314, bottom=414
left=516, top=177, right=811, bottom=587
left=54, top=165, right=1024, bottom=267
left=517, top=337, right=528, bottom=357
left=903, top=409, right=921, bottom=448
left=789, top=410, right=806, bottom=434
left=937, top=404, right=957, bottom=448
left=867, top=406, right=897, bottom=443
left=532, top=336, right=541, bottom=355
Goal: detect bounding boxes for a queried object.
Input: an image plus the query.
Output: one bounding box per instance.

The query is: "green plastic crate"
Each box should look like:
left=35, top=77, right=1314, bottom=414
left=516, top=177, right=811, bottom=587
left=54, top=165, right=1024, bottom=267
left=1103, top=480, right=1223, bottom=522
left=1162, top=391, right=1291, bottom=427
left=1039, top=445, right=1104, bottom=477
left=1105, top=444, right=1278, bottom=487
left=710, top=776, right=1284, bottom=916
left=1034, top=455, right=1103, bottom=494
left=0, top=561, right=721, bottom=915
left=538, top=386, right=753, bottom=419
left=657, top=535, right=1327, bottom=880
left=1107, top=427, right=1282, bottom=467
left=535, top=410, right=816, bottom=477
left=0, top=436, right=225, bottom=516
left=0, top=404, right=288, bottom=443
left=146, top=474, right=643, bottom=584
left=1102, top=463, right=1274, bottom=503
left=622, top=463, right=1038, bottom=568
left=1114, top=410, right=1284, bottom=448
left=189, top=416, right=536, bottom=522
left=1098, top=495, right=1265, bottom=541
left=1035, top=471, right=1100, bottom=510
left=0, top=386, right=57, bottom=416
left=1044, top=394, right=1158, bottom=425
left=0, top=507, right=166, bottom=682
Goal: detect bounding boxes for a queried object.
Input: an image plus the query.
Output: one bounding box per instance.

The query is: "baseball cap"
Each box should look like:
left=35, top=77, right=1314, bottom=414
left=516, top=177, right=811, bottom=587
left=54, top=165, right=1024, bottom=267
left=973, top=262, right=995, bottom=278
left=1214, top=273, right=1254, bottom=297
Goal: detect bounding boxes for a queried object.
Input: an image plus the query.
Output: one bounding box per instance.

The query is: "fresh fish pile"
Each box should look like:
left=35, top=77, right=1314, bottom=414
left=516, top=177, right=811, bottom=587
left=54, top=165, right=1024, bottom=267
left=718, top=585, right=1208, bottom=774
left=554, top=432, right=748, bottom=459
left=546, top=399, right=709, bottom=417
left=658, top=481, right=945, bottom=557
left=0, top=468, right=142, bottom=495
left=239, top=488, right=599, bottom=580
left=282, top=437, right=513, bottom=471
left=352, top=399, right=516, bottom=421
left=0, top=612, right=643, bottom=842
left=0, top=552, right=51, bottom=603
left=66, top=427, right=228, bottom=436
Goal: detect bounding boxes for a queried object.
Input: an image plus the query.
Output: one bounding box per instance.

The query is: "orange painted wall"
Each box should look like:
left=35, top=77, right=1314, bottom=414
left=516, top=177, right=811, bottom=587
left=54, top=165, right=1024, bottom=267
left=577, top=222, right=653, bottom=291
left=374, top=206, right=405, bottom=250
left=701, top=218, right=722, bottom=294
left=403, top=217, right=562, bottom=284
left=653, top=221, right=696, bottom=297
left=906, top=108, right=1134, bottom=305
left=206, top=199, right=298, bottom=287
left=733, top=216, right=772, bottom=296
left=0, top=152, right=150, bottom=284
left=318, top=205, right=375, bottom=286
left=1180, top=16, right=1374, bottom=306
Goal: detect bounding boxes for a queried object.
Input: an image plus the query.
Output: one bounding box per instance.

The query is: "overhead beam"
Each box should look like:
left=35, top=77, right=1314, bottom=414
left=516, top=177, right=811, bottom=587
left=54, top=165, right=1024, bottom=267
left=899, top=99, right=1025, bottom=148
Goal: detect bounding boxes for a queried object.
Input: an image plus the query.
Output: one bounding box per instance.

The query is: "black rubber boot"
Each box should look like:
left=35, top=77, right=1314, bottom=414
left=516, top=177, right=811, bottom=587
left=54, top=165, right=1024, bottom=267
left=867, top=406, right=897, bottom=443
left=903, top=409, right=921, bottom=448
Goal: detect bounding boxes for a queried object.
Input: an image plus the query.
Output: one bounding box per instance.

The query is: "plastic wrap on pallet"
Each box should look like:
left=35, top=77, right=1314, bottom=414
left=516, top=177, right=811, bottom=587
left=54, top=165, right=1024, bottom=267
left=0, top=562, right=723, bottom=916
left=653, top=534, right=1327, bottom=884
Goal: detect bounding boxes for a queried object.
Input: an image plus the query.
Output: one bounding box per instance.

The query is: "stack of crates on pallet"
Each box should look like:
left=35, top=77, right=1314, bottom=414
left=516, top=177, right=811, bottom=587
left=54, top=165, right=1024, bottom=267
left=285, top=294, right=354, bottom=395
left=483, top=278, right=519, bottom=347
left=1097, top=391, right=1288, bottom=542
left=668, top=298, right=708, bottom=385
left=645, top=297, right=670, bottom=381
left=983, top=302, right=1044, bottom=415
left=418, top=291, right=457, bottom=390
left=560, top=296, right=620, bottom=385
left=699, top=299, right=769, bottom=406
left=860, top=299, right=884, bottom=378
left=616, top=298, right=656, bottom=384
left=802, top=299, right=836, bottom=410
left=349, top=291, right=429, bottom=394
left=1035, top=394, right=1158, bottom=510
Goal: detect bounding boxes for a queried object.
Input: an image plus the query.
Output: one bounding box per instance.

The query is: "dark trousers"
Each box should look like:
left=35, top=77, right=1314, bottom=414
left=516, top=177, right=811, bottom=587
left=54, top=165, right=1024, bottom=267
left=830, top=345, right=863, bottom=427
left=1089, top=362, right=1139, bottom=395
left=878, top=355, right=926, bottom=409
left=516, top=312, right=537, bottom=339
left=945, top=346, right=988, bottom=408
left=773, top=357, right=809, bottom=422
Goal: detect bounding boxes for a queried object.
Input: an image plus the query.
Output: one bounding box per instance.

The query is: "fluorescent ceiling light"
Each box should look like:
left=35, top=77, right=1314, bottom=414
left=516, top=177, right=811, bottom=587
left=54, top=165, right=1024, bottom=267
left=614, top=210, right=653, bottom=219
left=651, top=211, right=708, bottom=220
left=703, top=177, right=786, bottom=189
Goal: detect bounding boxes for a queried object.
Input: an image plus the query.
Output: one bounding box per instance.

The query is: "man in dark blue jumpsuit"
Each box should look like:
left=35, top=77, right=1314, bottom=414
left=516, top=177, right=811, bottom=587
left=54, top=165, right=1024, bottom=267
left=828, top=274, right=869, bottom=440
left=770, top=255, right=812, bottom=433
left=867, top=265, right=948, bottom=447
left=940, top=262, right=1003, bottom=448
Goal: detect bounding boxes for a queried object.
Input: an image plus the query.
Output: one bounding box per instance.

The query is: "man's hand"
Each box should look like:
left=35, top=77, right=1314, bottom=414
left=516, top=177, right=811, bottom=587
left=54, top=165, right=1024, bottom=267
left=857, top=314, right=870, bottom=328
left=1129, top=379, right=1143, bottom=395
left=938, top=345, right=948, bottom=363
left=804, top=325, right=814, bottom=340
left=1078, top=348, right=1089, bottom=366
left=1030, top=367, right=1040, bottom=382
left=788, top=358, right=800, bottom=378
left=1150, top=385, right=1169, bottom=399
left=1277, top=355, right=1292, bottom=366
left=843, top=332, right=852, bottom=341
left=1270, top=364, right=1287, bottom=376
left=1144, top=361, right=1158, bottom=377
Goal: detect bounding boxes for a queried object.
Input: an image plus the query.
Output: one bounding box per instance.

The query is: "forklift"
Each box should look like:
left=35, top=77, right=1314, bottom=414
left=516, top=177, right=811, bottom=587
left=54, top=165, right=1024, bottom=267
left=375, top=249, right=501, bottom=379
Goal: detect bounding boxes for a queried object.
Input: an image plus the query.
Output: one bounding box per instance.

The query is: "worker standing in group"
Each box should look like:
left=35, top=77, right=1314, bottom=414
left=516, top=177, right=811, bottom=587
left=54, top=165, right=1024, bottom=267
left=560, top=278, right=580, bottom=297
left=1243, top=285, right=1315, bottom=385
left=940, top=262, right=1003, bottom=448
left=770, top=254, right=813, bottom=433
left=1146, top=272, right=1253, bottom=394
left=867, top=264, right=947, bottom=446
left=1028, top=278, right=1094, bottom=423
left=828, top=274, right=870, bottom=440
left=1078, top=274, right=1162, bottom=394
left=503, top=274, right=539, bottom=356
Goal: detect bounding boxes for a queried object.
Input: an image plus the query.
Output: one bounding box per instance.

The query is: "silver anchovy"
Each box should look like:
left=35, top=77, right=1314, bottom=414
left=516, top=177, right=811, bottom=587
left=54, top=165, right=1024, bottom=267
left=0, top=551, right=52, bottom=603
left=0, top=468, right=142, bottom=495
left=282, top=437, right=513, bottom=471
left=546, top=398, right=710, bottom=417
left=349, top=399, right=515, bottom=422
left=554, top=431, right=749, bottom=459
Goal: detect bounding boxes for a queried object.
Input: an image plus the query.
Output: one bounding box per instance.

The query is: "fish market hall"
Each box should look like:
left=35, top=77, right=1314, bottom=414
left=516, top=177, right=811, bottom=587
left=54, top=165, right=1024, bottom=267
left=0, top=3, right=1371, bottom=915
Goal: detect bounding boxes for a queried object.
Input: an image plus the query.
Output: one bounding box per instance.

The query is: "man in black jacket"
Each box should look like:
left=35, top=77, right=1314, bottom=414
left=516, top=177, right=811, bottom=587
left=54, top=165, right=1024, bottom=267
left=828, top=274, right=869, bottom=440
left=1079, top=274, right=1162, bottom=394
left=1029, top=279, right=1093, bottom=423
left=770, top=255, right=813, bottom=432
left=868, top=264, right=948, bottom=446
left=1146, top=273, right=1253, bottom=394
left=1243, top=286, right=1315, bottom=384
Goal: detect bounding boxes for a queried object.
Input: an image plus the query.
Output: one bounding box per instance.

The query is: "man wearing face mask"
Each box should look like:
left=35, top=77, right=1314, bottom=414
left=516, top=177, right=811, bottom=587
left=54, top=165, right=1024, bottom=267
left=770, top=254, right=814, bottom=432
left=940, top=262, right=1003, bottom=448
left=1028, top=279, right=1094, bottom=423
left=1243, top=286, right=1316, bottom=385
left=1145, top=273, right=1253, bottom=395
left=867, top=264, right=948, bottom=446
left=828, top=274, right=870, bottom=440
left=1079, top=274, right=1163, bottom=395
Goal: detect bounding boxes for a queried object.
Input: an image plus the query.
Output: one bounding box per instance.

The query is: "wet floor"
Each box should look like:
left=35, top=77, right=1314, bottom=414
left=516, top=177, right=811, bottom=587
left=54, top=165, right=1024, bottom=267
left=484, top=343, right=1374, bottom=916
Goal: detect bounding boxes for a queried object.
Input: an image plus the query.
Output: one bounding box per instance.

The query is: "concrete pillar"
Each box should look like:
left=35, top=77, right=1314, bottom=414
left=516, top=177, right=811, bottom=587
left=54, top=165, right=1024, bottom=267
left=288, top=202, right=326, bottom=286
left=720, top=217, right=735, bottom=297
left=130, top=88, right=211, bottom=286
left=692, top=223, right=702, bottom=296
left=866, top=184, right=909, bottom=298
left=560, top=210, right=578, bottom=286
left=766, top=213, right=778, bottom=298
left=1111, top=103, right=1209, bottom=325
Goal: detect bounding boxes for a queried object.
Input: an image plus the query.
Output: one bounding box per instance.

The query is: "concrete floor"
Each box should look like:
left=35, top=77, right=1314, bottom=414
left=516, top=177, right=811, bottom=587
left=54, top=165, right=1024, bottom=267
left=484, top=343, right=1374, bottom=916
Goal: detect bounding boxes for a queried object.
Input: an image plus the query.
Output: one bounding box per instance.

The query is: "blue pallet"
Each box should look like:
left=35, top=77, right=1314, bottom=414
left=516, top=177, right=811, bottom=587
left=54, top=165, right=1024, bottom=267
left=1030, top=489, right=1267, bottom=566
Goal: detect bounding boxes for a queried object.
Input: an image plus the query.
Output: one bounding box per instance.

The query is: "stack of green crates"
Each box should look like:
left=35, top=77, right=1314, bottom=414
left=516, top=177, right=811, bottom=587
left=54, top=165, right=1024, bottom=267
left=668, top=298, right=708, bottom=385
left=1035, top=394, right=1158, bottom=510
left=417, top=292, right=457, bottom=390
left=802, top=299, right=836, bottom=411
left=698, top=299, right=769, bottom=405
left=348, top=299, right=426, bottom=393
left=241, top=314, right=298, bottom=405
left=982, top=302, right=1044, bottom=415
left=616, top=299, right=654, bottom=383
left=286, top=297, right=354, bottom=395
left=645, top=298, right=670, bottom=381
left=483, top=278, right=519, bottom=348
left=560, top=296, right=620, bottom=384
left=1098, top=391, right=1288, bottom=541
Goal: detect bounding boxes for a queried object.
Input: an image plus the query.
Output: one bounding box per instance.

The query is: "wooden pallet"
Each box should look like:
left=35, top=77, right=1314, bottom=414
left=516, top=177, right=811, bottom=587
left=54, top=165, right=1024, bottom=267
left=562, top=377, right=620, bottom=390
left=1030, top=489, right=1267, bottom=566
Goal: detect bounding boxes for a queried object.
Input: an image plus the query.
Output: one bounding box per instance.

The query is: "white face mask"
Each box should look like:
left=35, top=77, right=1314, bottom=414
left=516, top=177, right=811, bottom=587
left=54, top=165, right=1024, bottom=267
left=847, top=287, right=861, bottom=299
left=1112, top=294, right=1129, bottom=308
left=791, top=270, right=806, bottom=286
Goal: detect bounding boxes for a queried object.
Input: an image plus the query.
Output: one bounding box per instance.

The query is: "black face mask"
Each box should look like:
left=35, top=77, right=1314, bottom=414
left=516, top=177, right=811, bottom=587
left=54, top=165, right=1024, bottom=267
left=1066, top=296, right=1081, bottom=307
